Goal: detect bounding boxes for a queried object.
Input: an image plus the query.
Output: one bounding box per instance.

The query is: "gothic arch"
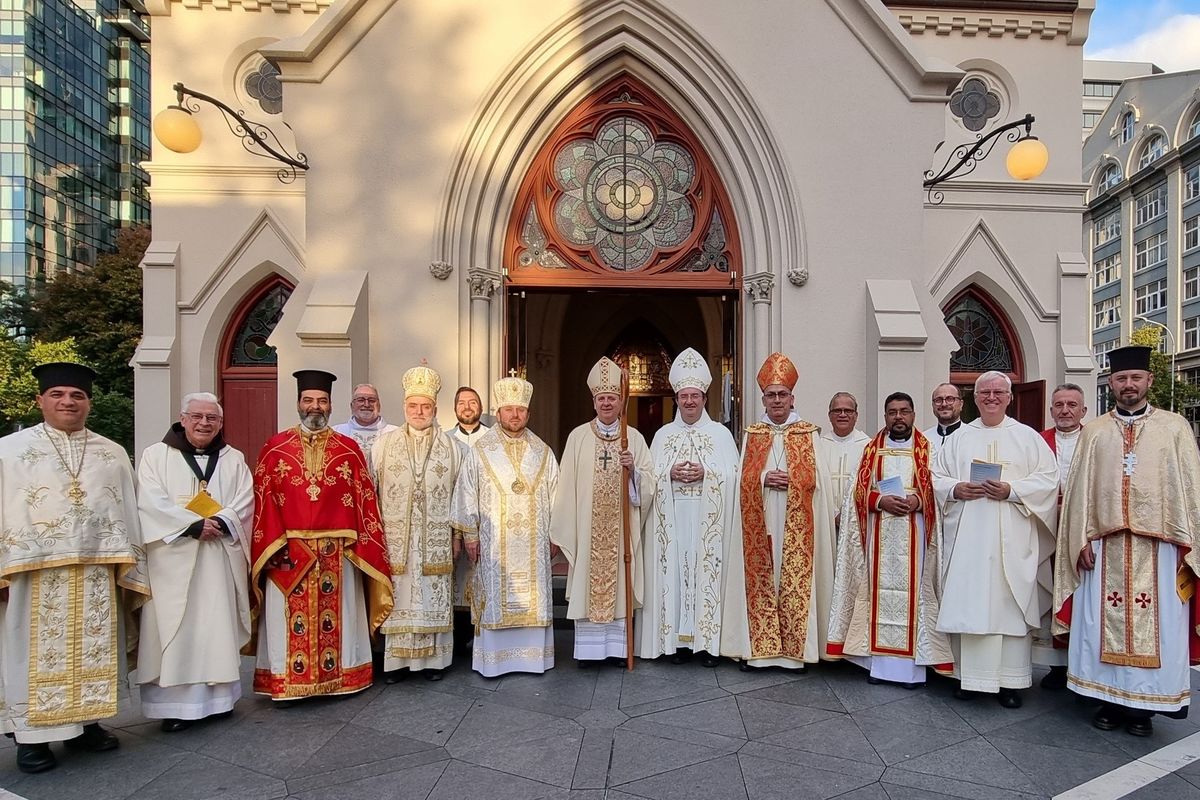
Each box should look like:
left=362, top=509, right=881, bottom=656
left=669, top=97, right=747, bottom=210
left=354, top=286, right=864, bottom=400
left=941, top=285, right=1024, bottom=384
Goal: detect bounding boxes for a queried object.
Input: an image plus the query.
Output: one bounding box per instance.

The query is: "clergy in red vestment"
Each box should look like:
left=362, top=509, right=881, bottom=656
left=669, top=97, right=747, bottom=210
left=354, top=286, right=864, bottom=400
left=251, top=370, right=392, bottom=702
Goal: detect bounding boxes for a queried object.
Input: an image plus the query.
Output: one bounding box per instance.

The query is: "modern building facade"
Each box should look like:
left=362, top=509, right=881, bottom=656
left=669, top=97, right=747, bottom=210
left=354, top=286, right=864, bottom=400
left=1082, top=69, right=1200, bottom=421
left=135, top=0, right=1094, bottom=464
left=1082, top=59, right=1160, bottom=139
left=0, top=0, right=150, bottom=289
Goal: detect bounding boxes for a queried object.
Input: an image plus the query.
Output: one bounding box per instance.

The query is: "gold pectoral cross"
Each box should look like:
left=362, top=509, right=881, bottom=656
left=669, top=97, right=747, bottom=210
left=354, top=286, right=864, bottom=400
left=67, top=480, right=86, bottom=506
left=306, top=481, right=321, bottom=501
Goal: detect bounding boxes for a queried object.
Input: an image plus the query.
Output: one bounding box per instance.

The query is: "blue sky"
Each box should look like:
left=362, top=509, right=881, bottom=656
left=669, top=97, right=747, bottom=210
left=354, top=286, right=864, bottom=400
left=1087, top=0, right=1200, bottom=70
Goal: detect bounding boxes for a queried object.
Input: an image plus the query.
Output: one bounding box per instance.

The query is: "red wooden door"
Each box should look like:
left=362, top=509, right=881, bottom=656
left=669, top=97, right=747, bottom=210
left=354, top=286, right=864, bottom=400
left=1013, top=380, right=1046, bottom=431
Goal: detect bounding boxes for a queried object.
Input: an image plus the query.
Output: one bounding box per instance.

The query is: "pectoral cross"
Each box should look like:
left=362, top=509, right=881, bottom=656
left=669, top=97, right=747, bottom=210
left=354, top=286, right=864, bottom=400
left=508, top=368, right=518, bottom=377
left=67, top=480, right=86, bottom=506
left=831, top=454, right=854, bottom=498
left=1122, top=452, right=1138, bottom=477
left=599, top=449, right=613, bottom=471
left=985, top=441, right=1011, bottom=476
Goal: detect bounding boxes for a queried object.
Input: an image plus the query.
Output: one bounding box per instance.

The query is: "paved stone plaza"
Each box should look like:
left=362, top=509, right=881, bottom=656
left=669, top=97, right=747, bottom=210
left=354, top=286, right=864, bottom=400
left=1, top=630, right=1198, bottom=800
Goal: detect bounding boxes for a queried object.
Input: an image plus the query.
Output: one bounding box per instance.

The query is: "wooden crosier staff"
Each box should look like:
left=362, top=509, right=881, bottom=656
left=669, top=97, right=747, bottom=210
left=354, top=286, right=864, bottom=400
left=619, top=365, right=635, bottom=671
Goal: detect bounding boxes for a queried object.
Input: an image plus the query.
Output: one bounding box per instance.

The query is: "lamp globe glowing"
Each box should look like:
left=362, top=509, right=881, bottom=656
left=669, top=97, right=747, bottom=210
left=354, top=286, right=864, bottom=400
left=153, top=107, right=202, bottom=154
left=1006, top=136, right=1048, bottom=181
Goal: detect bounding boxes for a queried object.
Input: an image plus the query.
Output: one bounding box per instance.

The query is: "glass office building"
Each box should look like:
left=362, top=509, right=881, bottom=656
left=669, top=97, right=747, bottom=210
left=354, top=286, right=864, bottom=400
left=0, top=0, right=149, bottom=288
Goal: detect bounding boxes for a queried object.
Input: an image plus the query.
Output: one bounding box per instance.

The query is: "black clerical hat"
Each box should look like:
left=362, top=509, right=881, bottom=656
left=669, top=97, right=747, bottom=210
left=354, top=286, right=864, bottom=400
left=32, top=362, right=97, bottom=396
left=293, top=369, right=336, bottom=396
left=1107, top=345, right=1152, bottom=374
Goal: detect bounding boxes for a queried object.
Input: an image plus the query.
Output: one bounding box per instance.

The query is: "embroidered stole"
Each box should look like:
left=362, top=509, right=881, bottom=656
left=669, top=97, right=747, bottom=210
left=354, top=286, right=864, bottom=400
left=587, top=422, right=622, bottom=623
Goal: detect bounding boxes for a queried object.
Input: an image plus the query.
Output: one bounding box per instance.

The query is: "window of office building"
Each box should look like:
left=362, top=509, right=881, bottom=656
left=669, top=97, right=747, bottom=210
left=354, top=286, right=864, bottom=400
left=1094, top=253, right=1121, bottom=287
left=1186, top=164, right=1200, bottom=202
left=1190, top=109, right=1200, bottom=142
left=1187, top=316, right=1200, bottom=351
left=1186, top=216, right=1199, bottom=252
left=1096, top=384, right=1111, bottom=413
left=1095, top=210, right=1121, bottom=245
left=1135, top=278, right=1168, bottom=315
left=1094, top=297, right=1121, bottom=330
left=1094, top=338, right=1117, bottom=371
left=1120, top=112, right=1135, bottom=144
left=1083, top=81, right=1119, bottom=98
left=1135, top=231, right=1167, bottom=271
left=1186, top=266, right=1200, bottom=300
left=1083, top=111, right=1102, bottom=130
left=1098, top=164, right=1122, bottom=193
left=1138, top=134, right=1168, bottom=170
left=1135, top=185, right=1167, bottom=225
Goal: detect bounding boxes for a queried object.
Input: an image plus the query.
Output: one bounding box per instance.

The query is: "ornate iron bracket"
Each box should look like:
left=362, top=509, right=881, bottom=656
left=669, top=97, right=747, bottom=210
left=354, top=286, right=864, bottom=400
left=923, top=114, right=1034, bottom=205
left=172, top=82, right=309, bottom=183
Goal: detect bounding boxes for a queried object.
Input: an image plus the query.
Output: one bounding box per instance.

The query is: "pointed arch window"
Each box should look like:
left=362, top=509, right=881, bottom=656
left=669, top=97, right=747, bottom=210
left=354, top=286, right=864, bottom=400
left=505, top=75, right=741, bottom=289
left=944, top=290, right=1021, bottom=376
left=227, top=279, right=293, bottom=367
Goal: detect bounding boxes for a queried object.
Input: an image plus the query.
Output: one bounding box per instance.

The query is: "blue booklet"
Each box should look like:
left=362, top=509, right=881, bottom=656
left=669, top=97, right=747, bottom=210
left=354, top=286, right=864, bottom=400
left=970, top=459, right=1002, bottom=483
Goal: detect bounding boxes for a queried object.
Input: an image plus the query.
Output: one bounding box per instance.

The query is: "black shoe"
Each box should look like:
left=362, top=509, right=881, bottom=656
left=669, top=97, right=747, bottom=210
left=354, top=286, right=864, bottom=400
left=700, top=655, right=720, bottom=668
left=424, top=669, right=444, bottom=682
left=577, top=659, right=593, bottom=669
left=1040, top=666, right=1068, bottom=690
left=953, top=687, right=978, bottom=701
left=273, top=698, right=299, bottom=708
left=159, top=718, right=191, bottom=733
left=385, top=669, right=406, bottom=684
left=212, top=710, right=233, bottom=720
left=738, top=661, right=754, bottom=672
left=1126, top=714, right=1153, bottom=737
left=998, top=689, right=1022, bottom=709
left=64, top=723, right=118, bottom=752
left=867, top=676, right=883, bottom=685
left=902, top=682, right=922, bottom=690
left=16, top=743, right=56, bottom=774
left=1092, top=704, right=1124, bottom=731
left=670, top=651, right=692, bottom=665
left=793, top=664, right=808, bottom=675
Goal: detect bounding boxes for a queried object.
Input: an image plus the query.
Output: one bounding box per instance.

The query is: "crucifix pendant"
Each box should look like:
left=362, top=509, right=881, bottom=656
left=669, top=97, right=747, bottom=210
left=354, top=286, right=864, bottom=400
left=1122, top=452, right=1138, bottom=477
left=306, top=481, right=321, bottom=501
left=67, top=480, right=86, bottom=506
left=599, top=449, right=613, bottom=471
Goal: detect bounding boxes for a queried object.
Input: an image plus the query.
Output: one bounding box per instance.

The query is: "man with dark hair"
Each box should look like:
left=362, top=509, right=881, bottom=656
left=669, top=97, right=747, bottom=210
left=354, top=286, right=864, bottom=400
left=821, top=392, right=870, bottom=521
left=452, top=386, right=489, bottom=447
left=828, top=391, right=952, bottom=688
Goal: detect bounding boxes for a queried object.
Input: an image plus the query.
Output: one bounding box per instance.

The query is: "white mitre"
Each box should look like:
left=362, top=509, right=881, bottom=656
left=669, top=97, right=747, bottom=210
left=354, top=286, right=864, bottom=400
left=587, top=357, right=622, bottom=397
left=493, top=376, right=534, bottom=409
left=402, top=362, right=441, bottom=400
left=669, top=347, right=711, bottom=393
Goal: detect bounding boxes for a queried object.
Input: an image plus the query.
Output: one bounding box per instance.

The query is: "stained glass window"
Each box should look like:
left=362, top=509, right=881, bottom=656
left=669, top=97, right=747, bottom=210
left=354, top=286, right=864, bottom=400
left=244, top=61, right=283, bottom=116
left=949, top=77, right=1001, bottom=133
left=945, top=294, right=1014, bottom=373
left=229, top=283, right=292, bottom=366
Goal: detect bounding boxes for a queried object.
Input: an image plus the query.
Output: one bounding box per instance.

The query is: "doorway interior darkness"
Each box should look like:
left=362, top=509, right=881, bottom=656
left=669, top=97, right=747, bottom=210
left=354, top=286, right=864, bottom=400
left=505, top=288, right=739, bottom=455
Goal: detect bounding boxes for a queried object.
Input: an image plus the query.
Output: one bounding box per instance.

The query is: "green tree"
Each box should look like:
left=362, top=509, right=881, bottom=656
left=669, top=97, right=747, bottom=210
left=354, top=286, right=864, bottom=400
left=1125, top=326, right=1200, bottom=411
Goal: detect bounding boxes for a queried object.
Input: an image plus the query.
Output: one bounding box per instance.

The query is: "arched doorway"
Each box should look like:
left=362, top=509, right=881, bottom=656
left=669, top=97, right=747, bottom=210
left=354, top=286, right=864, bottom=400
left=503, top=74, right=742, bottom=452
left=943, top=286, right=1044, bottom=429
left=219, top=275, right=294, bottom=465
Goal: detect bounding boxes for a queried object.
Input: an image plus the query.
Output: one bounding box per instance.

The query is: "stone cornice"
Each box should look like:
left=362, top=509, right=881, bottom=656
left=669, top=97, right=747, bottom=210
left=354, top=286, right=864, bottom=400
left=888, top=3, right=1090, bottom=44
left=146, top=0, right=329, bottom=15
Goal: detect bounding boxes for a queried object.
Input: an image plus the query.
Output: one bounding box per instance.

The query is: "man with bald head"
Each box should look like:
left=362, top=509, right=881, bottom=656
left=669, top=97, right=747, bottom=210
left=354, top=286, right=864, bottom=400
left=922, top=383, right=963, bottom=452
left=821, top=392, right=870, bottom=521
left=334, top=383, right=398, bottom=471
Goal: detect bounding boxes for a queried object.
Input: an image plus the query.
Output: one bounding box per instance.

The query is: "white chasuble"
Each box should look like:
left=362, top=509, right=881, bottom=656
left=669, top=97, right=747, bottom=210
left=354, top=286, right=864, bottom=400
left=135, top=440, right=253, bottom=720
left=821, top=430, right=870, bottom=511
left=551, top=419, right=655, bottom=660
left=828, top=435, right=951, bottom=684
left=0, top=425, right=148, bottom=742
left=373, top=425, right=463, bottom=671
left=933, top=417, right=1057, bottom=692
left=1054, top=409, right=1200, bottom=712
left=334, top=418, right=398, bottom=473
left=450, top=426, right=559, bottom=677
left=638, top=411, right=740, bottom=659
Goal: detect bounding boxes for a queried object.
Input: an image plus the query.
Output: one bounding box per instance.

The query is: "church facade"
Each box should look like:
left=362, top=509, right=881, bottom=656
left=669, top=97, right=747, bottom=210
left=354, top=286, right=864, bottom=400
left=134, top=0, right=1095, bottom=461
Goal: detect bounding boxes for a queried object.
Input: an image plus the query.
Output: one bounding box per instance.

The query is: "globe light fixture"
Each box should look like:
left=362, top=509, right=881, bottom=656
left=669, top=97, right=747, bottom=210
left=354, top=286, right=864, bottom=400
left=924, top=114, right=1047, bottom=204
left=153, top=105, right=201, bottom=154
left=1005, top=135, right=1049, bottom=181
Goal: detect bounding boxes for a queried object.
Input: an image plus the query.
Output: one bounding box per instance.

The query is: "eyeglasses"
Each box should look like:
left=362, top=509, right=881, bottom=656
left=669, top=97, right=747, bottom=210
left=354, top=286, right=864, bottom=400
left=764, top=391, right=791, bottom=400
left=184, top=413, right=222, bottom=423
left=932, top=397, right=961, bottom=405
left=976, top=390, right=1011, bottom=398
left=829, top=409, right=857, bottom=416
left=352, top=397, right=379, bottom=405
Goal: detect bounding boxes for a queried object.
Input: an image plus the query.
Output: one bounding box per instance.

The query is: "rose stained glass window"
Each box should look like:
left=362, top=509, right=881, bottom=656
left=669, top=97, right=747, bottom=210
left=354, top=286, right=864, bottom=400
left=244, top=61, right=283, bottom=116
left=949, top=77, right=1001, bottom=133
left=230, top=283, right=292, bottom=366
left=551, top=117, right=696, bottom=271
left=945, top=294, right=1013, bottom=372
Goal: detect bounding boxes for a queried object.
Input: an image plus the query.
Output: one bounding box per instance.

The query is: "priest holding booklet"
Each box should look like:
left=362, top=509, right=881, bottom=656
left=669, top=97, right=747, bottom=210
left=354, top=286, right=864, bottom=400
left=932, top=371, right=1058, bottom=709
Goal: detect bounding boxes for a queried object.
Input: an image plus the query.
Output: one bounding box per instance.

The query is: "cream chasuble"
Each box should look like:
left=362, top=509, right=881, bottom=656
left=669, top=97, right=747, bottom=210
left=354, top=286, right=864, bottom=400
left=933, top=417, right=1057, bottom=692
left=828, top=433, right=952, bottom=684
left=0, top=425, right=148, bottom=743
left=450, top=424, right=488, bottom=609
left=723, top=412, right=837, bottom=667
left=821, top=429, right=870, bottom=510
left=551, top=419, right=655, bottom=660
left=1054, top=408, right=1200, bottom=712
left=135, top=438, right=253, bottom=720
left=450, top=426, right=559, bottom=677
left=373, top=424, right=463, bottom=672
left=638, top=410, right=740, bottom=659
left=334, top=418, right=398, bottom=472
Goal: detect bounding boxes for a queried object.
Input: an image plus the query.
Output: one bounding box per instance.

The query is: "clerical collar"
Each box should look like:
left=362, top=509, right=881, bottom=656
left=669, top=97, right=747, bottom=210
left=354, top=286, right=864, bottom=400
left=937, top=420, right=962, bottom=437
left=1116, top=404, right=1150, bottom=418
left=456, top=422, right=481, bottom=435
left=889, top=431, right=912, bottom=443
left=594, top=418, right=620, bottom=437
left=1056, top=426, right=1081, bottom=439
left=830, top=430, right=863, bottom=443
left=298, top=422, right=331, bottom=437
left=760, top=410, right=800, bottom=429
left=43, top=424, right=86, bottom=441
left=347, top=416, right=388, bottom=432
left=162, top=421, right=226, bottom=455
left=407, top=424, right=433, bottom=438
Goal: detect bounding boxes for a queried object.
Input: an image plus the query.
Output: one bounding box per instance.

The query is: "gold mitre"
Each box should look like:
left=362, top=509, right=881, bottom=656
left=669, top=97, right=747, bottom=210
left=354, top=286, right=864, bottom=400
left=587, top=357, right=623, bottom=397
left=757, top=352, right=798, bottom=392
left=669, top=347, right=711, bottom=393
left=493, top=376, right=534, bottom=409
left=402, top=361, right=441, bottom=401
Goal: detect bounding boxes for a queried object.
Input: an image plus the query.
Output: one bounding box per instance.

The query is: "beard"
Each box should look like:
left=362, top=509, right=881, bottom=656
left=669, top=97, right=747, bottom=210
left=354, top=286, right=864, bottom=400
left=301, top=411, right=328, bottom=430
left=456, top=409, right=480, bottom=426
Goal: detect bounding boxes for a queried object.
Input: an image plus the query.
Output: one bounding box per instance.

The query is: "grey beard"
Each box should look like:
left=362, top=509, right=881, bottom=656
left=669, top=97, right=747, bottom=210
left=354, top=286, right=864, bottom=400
left=300, top=411, right=328, bottom=430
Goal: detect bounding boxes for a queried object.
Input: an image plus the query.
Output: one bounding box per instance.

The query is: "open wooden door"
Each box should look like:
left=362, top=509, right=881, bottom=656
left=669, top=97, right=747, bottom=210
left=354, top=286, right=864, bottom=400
left=1012, top=380, right=1045, bottom=431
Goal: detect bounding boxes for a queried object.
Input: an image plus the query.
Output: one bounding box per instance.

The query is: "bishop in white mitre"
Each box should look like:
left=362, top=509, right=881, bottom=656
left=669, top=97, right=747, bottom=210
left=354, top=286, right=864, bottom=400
left=0, top=363, right=148, bottom=774
left=933, top=371, right=1057, bottom=709
left=637, top=348, right=740, bottom=665
left=820, top=392, right=870, bottom=524
left=551, top=357, right=655, bottom=663
left=373, top=363, right=464, bottom=681
left=451, top=376, right=560, bottom=677
left=136, top=392, right=253, bottom=732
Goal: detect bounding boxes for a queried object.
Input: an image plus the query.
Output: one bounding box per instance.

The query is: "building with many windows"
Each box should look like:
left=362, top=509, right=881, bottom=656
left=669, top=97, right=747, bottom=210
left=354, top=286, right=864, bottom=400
left=1083, top=68, right=1200, bottom=419
left=1082, top=60, right=1160, bottom=140
left=0, top=0, right=150, bottom=288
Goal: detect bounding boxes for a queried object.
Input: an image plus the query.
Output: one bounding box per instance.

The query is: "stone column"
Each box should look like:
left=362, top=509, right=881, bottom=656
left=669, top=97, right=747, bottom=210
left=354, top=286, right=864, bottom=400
left=744, top=272, right=775, bottom=368
left=467, top=268, right=502, bottom=396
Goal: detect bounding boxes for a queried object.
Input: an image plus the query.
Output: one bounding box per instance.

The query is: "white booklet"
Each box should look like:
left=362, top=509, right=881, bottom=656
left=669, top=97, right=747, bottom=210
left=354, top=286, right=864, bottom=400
left=970, top=459, right=1002, bottom=483
left=877, top=475, right=905, bottom=496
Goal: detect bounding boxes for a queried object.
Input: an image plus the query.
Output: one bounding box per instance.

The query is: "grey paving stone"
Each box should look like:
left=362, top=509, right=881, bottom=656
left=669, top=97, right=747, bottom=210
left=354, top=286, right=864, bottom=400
left=737, top=741, right=885, bottom=781
left=618, top=670, right=723, bottom=710
left=887, top=737, right=1041, bottom=794
left=824, top=670, right=918, bottom=713
left=491, top=668, right=597, bottom=712
left=425, top=759, right=564, bottom=800
left=986, top=704, right=1133, bottom=756
left=289, top=722, right=439, bottom=778
left=880, top=781, right=995, bottom=800
left=126, top=753, right=288, bottom=800
left=735, top=694, right=841, bottom=739
left=571, top=727, right=614, bottom=789
left=446, top=715, right=582, bottom=788
left=738, top=752, right=880, bottom=800
left=857, top=718, right=976, bottom=766
left=739, top=677, right=846, bottom=713
left=349, top=683, right=475, bottom=745
left=608, top=728, right=730, bottom=786
left=590, top=665, right=624, bottom=708
left=118, top=708, right=251, bottom=753
left=637, top=695, right=748, bottom=739
left=880, top=766, right=1045, bottom=800
left=444, top=700, right=577, bottom=749
left=1103, top=714, right=1200, bottom=759
left=627, top=656, right=722, bottom=686
left=1125, top=772, right=1200, bottom=799
left=941, top=686, right=1063, bottom=734
left=619, top=686, right=730, bottom=717
left=832, top=785, right=892, bottom=800
left=757, top=714, right=882, bottom=765
left=618, top=717, right=745, bottom=755
left=284, top=748, right=451, bottom=795
left=715, top=665, right=806, bottom=694
left=290, top=759, right=446, bottom=800
left=618, top=753, right=748, bottom=800
left=989, top=734, right=1130, bottom=796
left=850, top=691, right=976, bottom=734
left=574, top=707, right=628, bottom=728
left=194, top=705, right=342, bottom=778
